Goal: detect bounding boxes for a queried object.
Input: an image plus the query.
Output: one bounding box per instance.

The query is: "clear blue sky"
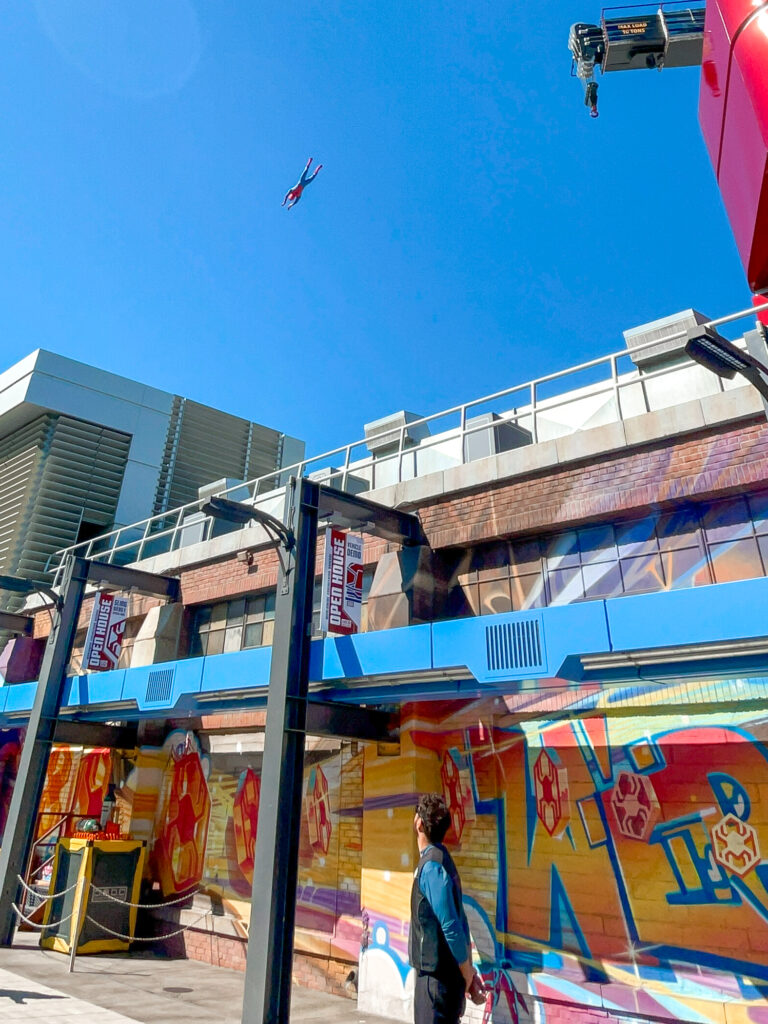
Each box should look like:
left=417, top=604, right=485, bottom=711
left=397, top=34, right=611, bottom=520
left=0, top=1, right=750, bottom=456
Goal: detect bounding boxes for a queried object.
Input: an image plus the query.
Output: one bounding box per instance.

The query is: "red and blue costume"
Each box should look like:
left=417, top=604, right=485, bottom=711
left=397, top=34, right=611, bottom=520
left=282, top=157, right=322, bottom=209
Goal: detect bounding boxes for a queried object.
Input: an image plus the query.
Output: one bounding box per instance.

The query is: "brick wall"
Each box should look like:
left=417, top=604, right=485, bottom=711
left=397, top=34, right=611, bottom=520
left=338, top=746, right=364, bottom=897
left=161, top=929, right=356, bottom=998
left=418, top=419, right=768, bottom=549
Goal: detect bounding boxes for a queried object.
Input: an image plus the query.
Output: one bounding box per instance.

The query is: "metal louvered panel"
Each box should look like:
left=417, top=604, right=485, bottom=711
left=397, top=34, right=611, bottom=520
left=1, top=414, right=130, bottom=586
left=0, top=415, right=53, bottom=578
left=145, top=667, right=175, bottom=704
left=165, top=400, right=284, bottom=510
left=485, top=617, right=545, bottom=674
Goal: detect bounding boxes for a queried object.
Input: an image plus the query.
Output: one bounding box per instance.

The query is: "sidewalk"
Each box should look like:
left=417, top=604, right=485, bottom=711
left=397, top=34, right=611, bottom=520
left=0, top=933, right=397, bottom=1024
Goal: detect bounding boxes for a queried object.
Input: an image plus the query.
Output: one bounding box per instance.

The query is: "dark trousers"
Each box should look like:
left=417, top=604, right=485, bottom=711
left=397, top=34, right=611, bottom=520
left=414, top=970, right=466, bottom=1024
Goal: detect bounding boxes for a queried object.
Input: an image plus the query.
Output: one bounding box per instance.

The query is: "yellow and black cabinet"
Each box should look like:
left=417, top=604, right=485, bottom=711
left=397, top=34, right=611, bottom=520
left=41, top=838, right=145, bottom=954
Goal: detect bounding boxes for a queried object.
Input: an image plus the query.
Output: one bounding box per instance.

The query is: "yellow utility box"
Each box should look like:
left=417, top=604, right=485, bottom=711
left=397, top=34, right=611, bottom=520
left=41, top=838, right=145, bottom=954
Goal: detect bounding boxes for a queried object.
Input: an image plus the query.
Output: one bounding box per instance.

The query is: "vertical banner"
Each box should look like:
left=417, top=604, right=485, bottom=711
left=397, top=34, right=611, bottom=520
left=83, top=593, right=129, bottom=672
left=320, top=528, right=364, bottom=635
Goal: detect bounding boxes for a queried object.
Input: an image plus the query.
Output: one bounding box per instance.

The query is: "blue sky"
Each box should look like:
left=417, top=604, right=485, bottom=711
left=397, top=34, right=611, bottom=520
left=0, top=1, right=750, bottom=456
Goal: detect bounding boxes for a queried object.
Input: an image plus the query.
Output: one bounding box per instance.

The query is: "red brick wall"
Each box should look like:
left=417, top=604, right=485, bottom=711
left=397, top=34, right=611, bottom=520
left=179, top=929, right=355, bottom=999
left=418, top=419, right=768, bottom=549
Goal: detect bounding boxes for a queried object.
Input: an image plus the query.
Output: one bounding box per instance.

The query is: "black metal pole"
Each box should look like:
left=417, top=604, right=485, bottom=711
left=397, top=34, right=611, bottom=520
left=241, top=477, right=319, bottom=1024
left=0, top=555, right=89, bottom=945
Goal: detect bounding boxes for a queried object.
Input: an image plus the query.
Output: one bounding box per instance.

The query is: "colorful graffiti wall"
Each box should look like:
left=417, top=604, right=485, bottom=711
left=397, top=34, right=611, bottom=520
left=359, top=688, right=768, bottom=1024
left=115, top=730, right=363, bottom=968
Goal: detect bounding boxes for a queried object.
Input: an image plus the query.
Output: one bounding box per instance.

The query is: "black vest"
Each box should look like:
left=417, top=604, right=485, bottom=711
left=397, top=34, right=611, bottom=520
left=408, top=844, right=464, bottom=975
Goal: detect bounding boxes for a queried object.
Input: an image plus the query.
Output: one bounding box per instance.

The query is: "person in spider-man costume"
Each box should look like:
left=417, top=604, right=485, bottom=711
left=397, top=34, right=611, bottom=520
left=282, top=157, right=323, bottom=209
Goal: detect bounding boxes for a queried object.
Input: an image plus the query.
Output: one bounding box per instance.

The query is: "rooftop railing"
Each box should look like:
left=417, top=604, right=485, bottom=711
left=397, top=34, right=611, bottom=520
left=46, top=301, right=768, bottom=586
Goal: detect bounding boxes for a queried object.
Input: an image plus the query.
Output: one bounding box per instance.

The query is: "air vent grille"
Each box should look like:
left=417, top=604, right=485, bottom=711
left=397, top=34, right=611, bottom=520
left=145, top=668, right=175, bottom=704
left=485, top=618, right=544, bottom=673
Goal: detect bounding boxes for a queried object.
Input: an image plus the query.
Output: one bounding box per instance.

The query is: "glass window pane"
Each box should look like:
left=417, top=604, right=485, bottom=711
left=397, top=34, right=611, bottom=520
left=223, top=626, right=242, bottom=653
left=227, top=598, right=245, bottom=627
left=264, top=592, right=276, bottom=620
left=620, top=554, right=665, bottom=594
left=583, top=561, right=622, bottom=599
left=243, top=622, right=263, bottom=648
left=210, top=603, right=228, bottom=626
left=545, top=532, right=580, bottom=570
left=616, top=517, right=658, bottom=557
left=657, top=508, right=702, bottom=551
left=547, top=567, right=584, bottom=605
left=578, top=525, right=617, bottom=563
left=246, top=595, right=265, bottom=621
left=475, top=542, right=510, bottom=580
left=262, top=620, right=275, bottom=646
left=661, top=547, right=712, bottom=588
left=189, top=632, right=206, bottom=658
left=510, top=573, right=545, bottom=610
left=206, top=629, right=225, bottom=656
left=749, top=491, right=768, bottom=536
left=709, top=539, right=763, bottom=583
left=702, top=498, right=752, bottom=543
left=758, top=535, right=768, bottom=574
left=510, top=540, right=542, bottom=575
left=479, top=579, right=512, bottom=616
left=362, top=571, right=374, bottom=600
left=194, top=605, right=212, bottom=631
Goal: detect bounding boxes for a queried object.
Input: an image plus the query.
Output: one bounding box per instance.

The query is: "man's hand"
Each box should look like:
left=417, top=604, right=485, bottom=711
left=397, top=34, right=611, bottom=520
left=459, top=960, right=488, bottom=1004
left=467, top=972, right=488, bottom=1006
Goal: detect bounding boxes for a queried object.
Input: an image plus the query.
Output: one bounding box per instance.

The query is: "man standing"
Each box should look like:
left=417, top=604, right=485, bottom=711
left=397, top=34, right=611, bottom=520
left=409, top=793, right=486, bottom=1024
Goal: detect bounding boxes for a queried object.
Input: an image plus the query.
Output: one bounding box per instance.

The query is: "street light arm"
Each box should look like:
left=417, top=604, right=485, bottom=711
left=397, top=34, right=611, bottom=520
left=201, top=497, right=295, bottom=551
left=0, top=574, right=62, bottom=611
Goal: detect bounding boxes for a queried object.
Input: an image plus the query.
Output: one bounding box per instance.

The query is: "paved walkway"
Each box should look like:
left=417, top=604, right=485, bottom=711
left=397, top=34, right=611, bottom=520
left=0, top=933, right=397, bottom=1024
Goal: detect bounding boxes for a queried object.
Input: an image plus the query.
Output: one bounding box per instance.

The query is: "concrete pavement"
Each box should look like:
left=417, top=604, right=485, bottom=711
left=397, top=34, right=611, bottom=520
left=0, top=933, right=397, bottom=1024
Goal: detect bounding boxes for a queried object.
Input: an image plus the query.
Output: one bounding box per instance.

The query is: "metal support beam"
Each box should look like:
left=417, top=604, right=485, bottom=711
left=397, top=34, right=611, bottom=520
left=85, top=560, right=180, bottom=601
left=0, top=611, right=33, bottom=636
left=316, top=484, right=424, bottom=546
left=53, top=720, right=139, bottom=748
left=0, top=556, right=89, bottom=945
left=306, top=700, right=396, bottom=741
left=242, top=477, right=319, bottom=1024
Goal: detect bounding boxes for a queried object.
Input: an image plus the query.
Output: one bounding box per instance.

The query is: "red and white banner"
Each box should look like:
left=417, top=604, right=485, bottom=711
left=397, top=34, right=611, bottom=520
left=83, top=593, right=129, bottom=672
left=320, top=528, right=364, bottom=635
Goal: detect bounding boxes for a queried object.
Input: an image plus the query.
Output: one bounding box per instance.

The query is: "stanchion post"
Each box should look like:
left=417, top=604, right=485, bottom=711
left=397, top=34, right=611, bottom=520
left=68, top=871, right=87, bottom=974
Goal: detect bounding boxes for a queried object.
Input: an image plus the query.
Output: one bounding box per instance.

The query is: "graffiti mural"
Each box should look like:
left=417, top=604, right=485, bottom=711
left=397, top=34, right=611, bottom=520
left=358, top=687, right=768, bottom=1024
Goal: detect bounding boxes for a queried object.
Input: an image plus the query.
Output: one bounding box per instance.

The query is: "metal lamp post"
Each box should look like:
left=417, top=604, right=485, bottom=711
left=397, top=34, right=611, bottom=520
left=203, top=479, right=423, bottom=1024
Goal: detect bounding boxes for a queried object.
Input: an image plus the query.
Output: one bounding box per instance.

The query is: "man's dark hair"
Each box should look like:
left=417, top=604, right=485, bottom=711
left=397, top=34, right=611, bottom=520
left=416, top=793, right=451, bottom=844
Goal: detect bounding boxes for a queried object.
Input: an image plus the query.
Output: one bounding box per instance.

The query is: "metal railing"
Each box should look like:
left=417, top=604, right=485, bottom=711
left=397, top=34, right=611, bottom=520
left=46, top=301, right=768, bottom=584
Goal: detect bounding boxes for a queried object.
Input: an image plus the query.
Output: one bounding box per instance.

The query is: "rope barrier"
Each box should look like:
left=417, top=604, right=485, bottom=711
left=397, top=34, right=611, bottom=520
left=16, top=874, right=81, bottom=902
left=88, top=884, right=200, bottom=910
left=84, top=911, right=212, bottom=943
left=11, top=903, right=75, bottom=930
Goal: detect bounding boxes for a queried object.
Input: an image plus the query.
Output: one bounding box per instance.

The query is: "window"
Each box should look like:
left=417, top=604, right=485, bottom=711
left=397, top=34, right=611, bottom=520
left=456, top=489, right=768, bottom=617
left=190, top=572, right=374, bottom=658
left=190, top=593, right=275, bottom=656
